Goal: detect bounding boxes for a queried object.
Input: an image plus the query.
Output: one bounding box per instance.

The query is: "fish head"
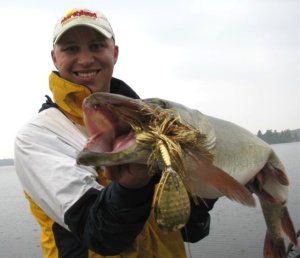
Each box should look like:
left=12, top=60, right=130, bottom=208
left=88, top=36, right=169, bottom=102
left=77, top=92, right=159, bottom=167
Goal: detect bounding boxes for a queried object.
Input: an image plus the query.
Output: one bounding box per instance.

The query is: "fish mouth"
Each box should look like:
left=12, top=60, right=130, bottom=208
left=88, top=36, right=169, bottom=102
left=77, top=93, right=153, bottom=167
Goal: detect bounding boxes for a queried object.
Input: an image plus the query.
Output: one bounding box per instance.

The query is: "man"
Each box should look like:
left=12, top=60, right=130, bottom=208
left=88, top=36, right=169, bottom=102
left=14, top=8, right=216, bottom=258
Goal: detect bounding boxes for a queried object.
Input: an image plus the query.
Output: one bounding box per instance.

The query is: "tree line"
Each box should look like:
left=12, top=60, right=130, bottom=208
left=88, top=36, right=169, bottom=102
left=257, top=129, right=300, bottom=144
left=0, top=159, right=14, bottom=166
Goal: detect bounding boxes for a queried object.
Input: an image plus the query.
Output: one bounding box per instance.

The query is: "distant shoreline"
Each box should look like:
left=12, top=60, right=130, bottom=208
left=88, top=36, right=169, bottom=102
left=257, top=128, right=300, bottom=144
left=0, top=159, right=14, bottom=166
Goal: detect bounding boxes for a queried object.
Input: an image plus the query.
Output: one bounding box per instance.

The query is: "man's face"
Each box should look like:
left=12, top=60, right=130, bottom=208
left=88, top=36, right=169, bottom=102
left=51, top=26, right=118, bottom=93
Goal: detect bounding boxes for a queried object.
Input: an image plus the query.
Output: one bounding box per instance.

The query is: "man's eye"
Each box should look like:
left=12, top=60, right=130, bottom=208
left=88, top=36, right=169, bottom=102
left=90, top=43, right=105, bottom=51
left=64, top=46, right=79, bottom=52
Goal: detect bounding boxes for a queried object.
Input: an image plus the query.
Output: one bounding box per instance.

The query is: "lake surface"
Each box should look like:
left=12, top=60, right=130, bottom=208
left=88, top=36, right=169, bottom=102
left=0, top=142, right=299, bottom=258
left=188, top=142, right=300, bottom=258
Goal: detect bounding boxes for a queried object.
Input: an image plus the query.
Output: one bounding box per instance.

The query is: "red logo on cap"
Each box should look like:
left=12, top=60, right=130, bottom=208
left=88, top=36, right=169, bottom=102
left=61, top=10, right=97, bottom=24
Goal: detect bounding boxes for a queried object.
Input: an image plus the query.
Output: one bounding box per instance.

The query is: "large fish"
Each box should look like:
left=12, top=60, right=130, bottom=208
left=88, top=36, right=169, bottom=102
left=77, top=92, right=298, bottom=258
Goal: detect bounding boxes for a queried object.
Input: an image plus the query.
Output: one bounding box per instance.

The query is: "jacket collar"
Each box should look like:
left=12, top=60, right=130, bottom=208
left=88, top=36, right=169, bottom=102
left=49, top=71, right=91, bottom=125
left=49, top=72, right=140, bottom=125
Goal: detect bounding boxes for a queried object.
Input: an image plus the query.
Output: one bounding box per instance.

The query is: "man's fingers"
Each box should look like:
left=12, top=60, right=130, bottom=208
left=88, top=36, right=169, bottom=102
left=102, top=164, right=152, bottom=189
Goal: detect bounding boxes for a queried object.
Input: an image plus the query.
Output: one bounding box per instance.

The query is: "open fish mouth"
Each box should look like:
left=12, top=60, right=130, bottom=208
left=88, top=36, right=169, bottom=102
left=77, top=93, right=155, bottom=166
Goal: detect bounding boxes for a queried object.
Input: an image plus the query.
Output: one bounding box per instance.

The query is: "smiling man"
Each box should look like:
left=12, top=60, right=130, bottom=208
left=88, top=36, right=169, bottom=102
left=14, top=8, right=216, bottom=258
left=51, top=24, right=118, bottom=93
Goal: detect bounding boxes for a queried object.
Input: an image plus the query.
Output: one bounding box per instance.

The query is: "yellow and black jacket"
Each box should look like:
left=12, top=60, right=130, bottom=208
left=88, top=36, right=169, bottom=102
left=15, top=72, right=215, bottom=258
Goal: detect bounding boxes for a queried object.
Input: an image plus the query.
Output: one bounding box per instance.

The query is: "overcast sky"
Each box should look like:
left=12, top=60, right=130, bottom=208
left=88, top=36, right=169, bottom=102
left=0, top=0, right=299, bottom=158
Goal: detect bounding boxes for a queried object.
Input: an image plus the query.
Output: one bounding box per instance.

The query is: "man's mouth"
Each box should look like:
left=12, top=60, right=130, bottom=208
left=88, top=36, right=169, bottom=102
left=75, top=70, right=99, bottom=80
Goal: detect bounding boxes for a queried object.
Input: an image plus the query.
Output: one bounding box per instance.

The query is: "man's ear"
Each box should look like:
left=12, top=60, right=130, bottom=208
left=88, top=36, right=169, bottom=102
left=113, top=45, right=119, bottom=65
left=51, top=49, right=58, bottom=69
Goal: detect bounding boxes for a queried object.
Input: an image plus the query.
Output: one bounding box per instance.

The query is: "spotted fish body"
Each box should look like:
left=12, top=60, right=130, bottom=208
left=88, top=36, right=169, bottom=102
left=77, top=93, right=298, bottom=258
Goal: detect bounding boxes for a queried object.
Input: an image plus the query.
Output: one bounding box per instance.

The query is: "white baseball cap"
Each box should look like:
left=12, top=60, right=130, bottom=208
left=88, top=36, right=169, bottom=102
left=53, top=8, right=115, bottom=44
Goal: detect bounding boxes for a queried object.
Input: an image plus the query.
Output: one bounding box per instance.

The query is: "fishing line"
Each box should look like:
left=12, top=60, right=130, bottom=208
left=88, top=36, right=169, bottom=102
left=184, top=226, right=193, bottom=258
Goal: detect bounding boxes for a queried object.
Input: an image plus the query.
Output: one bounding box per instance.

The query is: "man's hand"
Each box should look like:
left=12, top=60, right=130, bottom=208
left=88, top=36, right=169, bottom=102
left=103, top=164, right=153, bottom=189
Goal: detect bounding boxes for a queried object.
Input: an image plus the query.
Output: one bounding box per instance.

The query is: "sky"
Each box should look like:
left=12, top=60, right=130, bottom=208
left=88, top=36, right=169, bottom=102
left=0, top=0, right=299, bottom=158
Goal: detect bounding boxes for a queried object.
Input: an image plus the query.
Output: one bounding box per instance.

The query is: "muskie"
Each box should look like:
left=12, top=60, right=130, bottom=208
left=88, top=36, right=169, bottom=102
left=77, top=92, right=298, bottom=258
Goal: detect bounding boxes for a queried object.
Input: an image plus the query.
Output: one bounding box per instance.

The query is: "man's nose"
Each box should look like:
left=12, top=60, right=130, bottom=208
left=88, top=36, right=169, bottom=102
left=77, top=50, right=94, bottom=66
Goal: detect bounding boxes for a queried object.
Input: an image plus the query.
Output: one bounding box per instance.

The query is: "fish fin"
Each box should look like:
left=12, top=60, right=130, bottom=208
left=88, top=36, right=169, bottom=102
left=263, top=162, right=289, bottom=186
left=263, top=231, right=286, bottom=258
left=191, top=155, right=256, bottom=207
left=274, top=168, right=289, bottom=186
left=246, top=178, right=277, bottom=204
left=257, top=190, right=278, bottom=204
left=206, top=165, right=256, bottom=207
left=281, top=206, right=298, bottom=247
left=251, top=186, right=277, bottom=204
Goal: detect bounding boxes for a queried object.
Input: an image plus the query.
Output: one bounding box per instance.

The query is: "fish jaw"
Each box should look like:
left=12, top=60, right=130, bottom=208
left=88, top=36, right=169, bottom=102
left=77, top=140, right=151, bottom=166
left=83, top=92, right=151, bottom=126
left=77, top=93, right=153, bottom=166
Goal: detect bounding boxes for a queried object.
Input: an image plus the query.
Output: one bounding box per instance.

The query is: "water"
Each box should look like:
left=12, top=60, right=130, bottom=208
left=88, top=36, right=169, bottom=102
left=0, top=142, right=299, bottom=258
left=186, top=142, right=300, bottom=258
left=0, top=167, right=42, bottom=258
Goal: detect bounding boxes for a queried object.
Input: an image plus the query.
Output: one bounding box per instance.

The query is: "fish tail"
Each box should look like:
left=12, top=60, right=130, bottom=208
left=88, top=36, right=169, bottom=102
left=261, top=201, right=298, bottom=258
left=263, top=231, right=286, bottom=258
left=281, top=206, right=298, bottom=247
